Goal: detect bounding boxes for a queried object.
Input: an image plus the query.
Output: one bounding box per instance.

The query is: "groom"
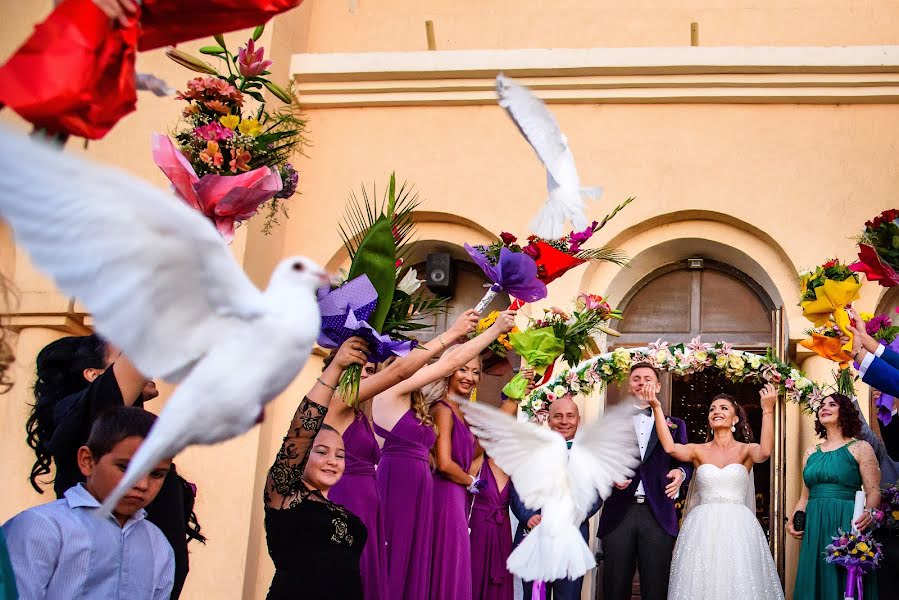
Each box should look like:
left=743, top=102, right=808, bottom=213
left=597, top=363, right=692, bottom=600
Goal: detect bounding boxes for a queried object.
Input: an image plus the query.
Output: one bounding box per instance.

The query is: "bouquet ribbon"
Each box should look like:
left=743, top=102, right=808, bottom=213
left=465, top=244, right=547, bottom=312
left=502, top=328, right=565, bottom=399
left=531, top=581, right=546, bottom=600
left=845, top=564, right=864, bottom=600
left=800, top=333, right=854, bottom=369
left=801, top=278, right=861, bottom=352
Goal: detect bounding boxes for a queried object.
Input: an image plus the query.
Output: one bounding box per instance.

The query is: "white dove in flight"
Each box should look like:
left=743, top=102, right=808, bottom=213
left=0, top=127, right=326, bottom=516
left=496, top=73, right=602, bottom=240
left=460, top=401, right=639, bottom=582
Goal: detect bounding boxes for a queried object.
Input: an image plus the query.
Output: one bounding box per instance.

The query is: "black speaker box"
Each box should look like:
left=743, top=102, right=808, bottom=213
left=425, top=253, right=454, bottom=296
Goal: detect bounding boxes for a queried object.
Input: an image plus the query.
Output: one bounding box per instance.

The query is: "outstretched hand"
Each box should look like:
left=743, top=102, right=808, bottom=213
left=641, top=384, right=661, bottom=409
left=759, top=383, right=777, bottom=412
left=332, top=337, right=370, bottom=370
left=490, top=310, right=517, bottom=334
left=447, top=309, right=480, bottom=341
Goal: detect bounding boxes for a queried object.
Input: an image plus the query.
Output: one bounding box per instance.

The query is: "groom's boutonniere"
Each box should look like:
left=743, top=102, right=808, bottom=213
left=666, top=417, right=678, bottom=430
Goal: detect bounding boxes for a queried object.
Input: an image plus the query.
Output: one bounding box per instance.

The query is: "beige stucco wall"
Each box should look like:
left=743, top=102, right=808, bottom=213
left=2, top=1, right=899, bottom=598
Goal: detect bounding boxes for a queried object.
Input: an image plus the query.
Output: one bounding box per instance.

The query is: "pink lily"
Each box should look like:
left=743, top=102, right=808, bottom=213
left=237, top=39, right=273, bottom=78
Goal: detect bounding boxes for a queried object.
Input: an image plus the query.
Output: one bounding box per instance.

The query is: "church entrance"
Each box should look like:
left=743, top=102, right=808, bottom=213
left=598, top=258, right=785, bottom=599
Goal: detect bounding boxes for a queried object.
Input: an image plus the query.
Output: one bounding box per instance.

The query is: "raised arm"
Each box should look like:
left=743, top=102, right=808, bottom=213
left=387, top=310, right=517, bottom=397
left=354, top=310, right=480, bottom=405
left=263, top=340, right=367, bottom=509
left=647, top=388, right=696, bottom=464
left=749, top=384, right=777, bottom=463
left=850, top=440, right=882, bottom=532
left=787, top=445, right=815, bottom=539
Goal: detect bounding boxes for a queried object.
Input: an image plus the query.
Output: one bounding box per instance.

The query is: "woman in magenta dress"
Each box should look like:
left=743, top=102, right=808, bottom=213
left=468, top=453, right=513, bottom=600
left=428, top=349, right=483, bottom=600
left=325, top=312, right=480, bottom=600
left=373, top=310, right=516, bottom=600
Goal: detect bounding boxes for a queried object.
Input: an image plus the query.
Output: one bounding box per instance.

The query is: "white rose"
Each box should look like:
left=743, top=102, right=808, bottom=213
left=553, top=385, right=567, bottom=397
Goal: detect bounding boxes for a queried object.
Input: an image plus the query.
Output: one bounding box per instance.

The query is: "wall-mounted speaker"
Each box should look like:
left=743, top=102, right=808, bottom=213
left=425, top=253, right=454, bottom=296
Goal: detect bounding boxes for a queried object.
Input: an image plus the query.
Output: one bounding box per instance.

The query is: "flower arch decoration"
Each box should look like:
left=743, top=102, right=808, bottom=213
left=521, top=337, right=826, bottom=422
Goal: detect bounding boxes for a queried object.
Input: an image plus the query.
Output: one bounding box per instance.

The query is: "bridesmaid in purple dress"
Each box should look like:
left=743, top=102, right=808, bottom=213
left=372, top=310, right=517, bottom=600
left=468, top=454, right=513, bottom=600
left=428, top=352, right=482, bottom=600
left=323, top=312, right=480, bottom=600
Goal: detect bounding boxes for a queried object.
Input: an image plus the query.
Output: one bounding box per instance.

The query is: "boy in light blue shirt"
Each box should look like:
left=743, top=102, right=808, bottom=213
left=3, top=407, right=175, bottom=600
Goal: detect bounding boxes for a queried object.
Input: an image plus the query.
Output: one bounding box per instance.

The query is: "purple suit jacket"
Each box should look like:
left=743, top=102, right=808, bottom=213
left=596, top=415, right=692, bottom=539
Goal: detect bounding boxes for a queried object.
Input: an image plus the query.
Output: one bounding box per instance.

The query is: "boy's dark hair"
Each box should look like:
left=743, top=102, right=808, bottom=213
left=86, top=406, right=157, bottom=461
left=629, top=362, right=660, bottom=380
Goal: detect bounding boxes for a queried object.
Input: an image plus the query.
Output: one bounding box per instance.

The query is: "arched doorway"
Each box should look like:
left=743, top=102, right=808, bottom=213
left=599, top=258, right=781, bottom=599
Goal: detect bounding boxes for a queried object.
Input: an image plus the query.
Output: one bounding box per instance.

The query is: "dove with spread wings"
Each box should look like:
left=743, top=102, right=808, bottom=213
left=0, top=127, right=326, bottom=516
left=496, top=73, right=603, bottom=241
left=460, top=401, right=640, bottom=582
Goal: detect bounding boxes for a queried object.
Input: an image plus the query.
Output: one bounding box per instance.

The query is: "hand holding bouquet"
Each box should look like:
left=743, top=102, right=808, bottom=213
left=799, top=259, right=862, bottom=353
left=824, top=528, right=883, bottom=600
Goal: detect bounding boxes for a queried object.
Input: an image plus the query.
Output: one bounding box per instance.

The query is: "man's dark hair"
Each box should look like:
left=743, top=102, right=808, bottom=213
left=86, top=406, right=157, bottom=461
left=629, top=362, right=660, bottom=381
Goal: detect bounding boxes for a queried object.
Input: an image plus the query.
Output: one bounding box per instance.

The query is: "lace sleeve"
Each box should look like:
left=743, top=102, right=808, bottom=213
left=264, top=397, right=327, bottom=509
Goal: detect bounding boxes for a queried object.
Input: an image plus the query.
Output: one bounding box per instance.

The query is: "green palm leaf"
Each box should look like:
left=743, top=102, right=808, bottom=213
left=574, top=246, right=630, bottom=266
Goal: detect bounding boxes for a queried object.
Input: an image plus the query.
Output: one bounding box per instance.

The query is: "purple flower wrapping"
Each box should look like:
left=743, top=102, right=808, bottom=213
left=464, top=243, right=547, bottom=303
left=317, top=274, right=413, bottom=362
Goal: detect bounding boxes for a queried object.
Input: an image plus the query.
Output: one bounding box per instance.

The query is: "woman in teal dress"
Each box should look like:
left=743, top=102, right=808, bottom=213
left=789, top=393, right=881, bottom=600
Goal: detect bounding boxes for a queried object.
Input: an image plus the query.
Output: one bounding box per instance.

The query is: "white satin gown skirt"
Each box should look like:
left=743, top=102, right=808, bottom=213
left=667, top=464, right=784, bottom=600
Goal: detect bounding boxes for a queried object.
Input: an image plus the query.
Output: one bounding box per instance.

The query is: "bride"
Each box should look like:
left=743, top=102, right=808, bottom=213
left=646, top=384, right=784, bottom=600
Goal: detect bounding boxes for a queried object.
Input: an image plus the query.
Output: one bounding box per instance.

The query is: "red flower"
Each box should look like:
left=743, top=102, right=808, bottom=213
left=500, top=232, right=517, bottom=245
left=866, top=209, right=899, bottom=230
left=822, top=259, right=838, bottom=269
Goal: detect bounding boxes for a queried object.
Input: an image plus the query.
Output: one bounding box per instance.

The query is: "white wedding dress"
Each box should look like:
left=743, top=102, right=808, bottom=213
left=668, top=464, right=784, bottom=600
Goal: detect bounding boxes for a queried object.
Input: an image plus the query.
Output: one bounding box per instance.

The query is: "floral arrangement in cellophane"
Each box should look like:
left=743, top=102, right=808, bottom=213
left=470, top=311, right=518, bottom=358
left=317, top=174, right=445, bottom=403
left=851, top=209, right=899, bottom=287
left=153, top=27, right=305, bottom=241
left=472, top=197, right=633, bottom=289
left=824, top=528, right=883, bottom=599
left=521, top=336, right=824, bottom=421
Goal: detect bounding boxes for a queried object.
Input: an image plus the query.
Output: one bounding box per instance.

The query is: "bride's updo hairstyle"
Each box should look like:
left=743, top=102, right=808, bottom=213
left=705, top=393, right=754, bottom=443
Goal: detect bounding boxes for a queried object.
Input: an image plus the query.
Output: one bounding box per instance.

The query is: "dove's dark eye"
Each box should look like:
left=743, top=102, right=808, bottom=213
left=292, top=262, right=305, bottom=272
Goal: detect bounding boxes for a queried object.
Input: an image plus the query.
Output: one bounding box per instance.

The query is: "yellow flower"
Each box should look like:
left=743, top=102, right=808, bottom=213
left=858, top=542, right=869, bottom=552
left=238, top=117, right=263, bottom=136
left=859, top=312, right=874, bottom=322
left=833, top=551, right=840, bottom=556
left=892, top=510, right=899, bottom=520
left=715, top=355, right=728, bottom=368
left=219, top=114, right=240, bottom=129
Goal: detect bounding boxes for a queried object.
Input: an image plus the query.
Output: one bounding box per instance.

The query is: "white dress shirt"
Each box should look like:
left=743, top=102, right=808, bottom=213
left=857, top=343, right=885, bottom=377
left=3, top=483, right=174, bottom=600
left=632, top=407, right=655, bottom=496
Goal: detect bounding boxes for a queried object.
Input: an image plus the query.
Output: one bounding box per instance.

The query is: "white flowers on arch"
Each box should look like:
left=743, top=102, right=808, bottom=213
left=521, top=337, right=825, bottom=421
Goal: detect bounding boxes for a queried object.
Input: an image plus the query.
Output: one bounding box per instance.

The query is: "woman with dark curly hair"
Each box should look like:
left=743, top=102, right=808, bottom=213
left=790, top=393, right=882, bottom=600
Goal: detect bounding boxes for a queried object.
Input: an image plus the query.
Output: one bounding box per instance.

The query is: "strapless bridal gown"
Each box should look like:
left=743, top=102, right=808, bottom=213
left=667, top=463, right=784, bottom=600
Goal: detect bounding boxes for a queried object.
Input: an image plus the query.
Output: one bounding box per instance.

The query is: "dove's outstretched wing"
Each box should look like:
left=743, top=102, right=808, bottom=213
left=0, top=127, right=265, bottom=382
left=496, top=73, right=573, bottom=189
left=568, top=404, right=641, bottom=514
left=460, top=401, right=568, bottom=510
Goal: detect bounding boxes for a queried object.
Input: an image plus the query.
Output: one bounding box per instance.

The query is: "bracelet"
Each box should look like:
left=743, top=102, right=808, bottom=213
left=437, top=334, right=447, bottom=349
left=316, top=377, right=337, bottom=391
left=763, top=410, right=774, bottom=415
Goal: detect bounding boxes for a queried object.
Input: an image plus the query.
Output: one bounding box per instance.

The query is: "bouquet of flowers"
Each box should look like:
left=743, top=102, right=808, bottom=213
left=470, top=311, right=518, bottom=358
left=318, top=174, right=445, bottom=403
left=152, top=29, right=305, bottom=242
left=880, top=483, right=899, bottom=530
left=851, top=209, right=899, bottom=287
left=472, top=197, right=633, bottom=295
left=501, top=294, right=623, bottom=399
left=824, top=528, right=883, bottom=599
left=858, top=309, right=899, bottom=423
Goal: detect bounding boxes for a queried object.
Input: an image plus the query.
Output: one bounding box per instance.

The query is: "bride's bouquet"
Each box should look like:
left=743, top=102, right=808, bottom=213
left=824, top=528, right=883, bottom=600
left=152, top=29, right=306, bottom=241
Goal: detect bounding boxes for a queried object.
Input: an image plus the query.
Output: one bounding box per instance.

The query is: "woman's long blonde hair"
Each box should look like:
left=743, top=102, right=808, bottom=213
left=416, top=345, right=482, bottom=426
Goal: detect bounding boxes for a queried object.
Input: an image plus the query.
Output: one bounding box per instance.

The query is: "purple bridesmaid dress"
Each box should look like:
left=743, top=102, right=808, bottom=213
left=469, top=461, right=513, bottom=600
left=429, top=399, right=476, bottom=600
left=328, top=410, right=388, bottom=600
left=374, top=409, right=437, bottom=600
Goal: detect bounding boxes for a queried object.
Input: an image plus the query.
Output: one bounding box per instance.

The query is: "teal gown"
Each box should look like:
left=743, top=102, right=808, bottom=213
left=793, top=440, right=878, bottom=600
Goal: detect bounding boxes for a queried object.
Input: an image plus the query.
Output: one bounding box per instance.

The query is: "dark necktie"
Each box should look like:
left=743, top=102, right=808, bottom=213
left=566, top=441, right=573, bottom=449
left=640, top=406, right=652, bottom=417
